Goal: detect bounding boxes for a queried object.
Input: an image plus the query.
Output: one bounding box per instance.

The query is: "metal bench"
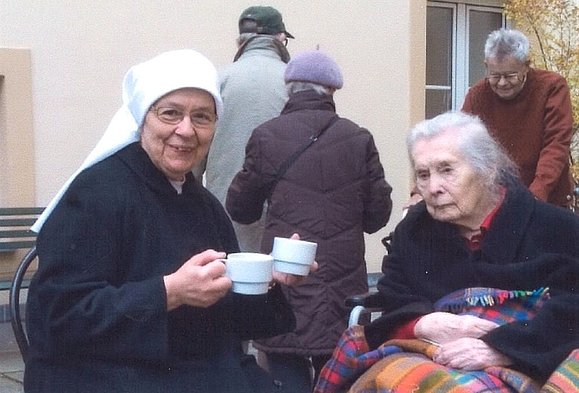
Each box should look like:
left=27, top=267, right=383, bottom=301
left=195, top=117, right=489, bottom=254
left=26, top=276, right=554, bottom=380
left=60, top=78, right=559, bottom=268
left=9, top=246, right=37, bottom=361
left=0, top=207, right=44, bottom=253
left=0, top=207, right=43, bottom=321
left=0, top=208, right=43, bottom=360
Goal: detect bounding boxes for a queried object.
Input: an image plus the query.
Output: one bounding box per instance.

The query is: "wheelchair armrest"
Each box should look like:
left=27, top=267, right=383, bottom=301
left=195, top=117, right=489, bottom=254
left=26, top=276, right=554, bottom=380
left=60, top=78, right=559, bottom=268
left=345, top=272, right=384, bottom=307
left=345, top=292, right=376, bottom=308
left=347, top=302, right=385, bottom=327
left=345, top=272, right=386, bottom=326
left=345, top=287, right=385, bottom=308
left=345, top=290, right=386, bottom=327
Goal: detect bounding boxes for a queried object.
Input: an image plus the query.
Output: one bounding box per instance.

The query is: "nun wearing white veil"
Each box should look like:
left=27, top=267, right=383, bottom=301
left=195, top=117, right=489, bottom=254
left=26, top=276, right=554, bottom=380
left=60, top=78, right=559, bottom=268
left=24, top=49, right=302, bottom=393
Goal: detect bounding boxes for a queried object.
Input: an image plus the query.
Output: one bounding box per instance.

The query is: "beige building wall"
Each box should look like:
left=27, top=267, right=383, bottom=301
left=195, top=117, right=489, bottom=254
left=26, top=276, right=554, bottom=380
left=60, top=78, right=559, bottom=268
left=0, top=48, right=35, bottom=278
left=0, top=48, right=35, bottom=206
left=0, top=1, right=427, bottom=272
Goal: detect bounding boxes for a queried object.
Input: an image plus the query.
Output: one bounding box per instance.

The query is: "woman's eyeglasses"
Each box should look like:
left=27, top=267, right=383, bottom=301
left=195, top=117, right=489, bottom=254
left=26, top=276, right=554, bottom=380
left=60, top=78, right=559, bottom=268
left=150, top=106, right=217, bottom=127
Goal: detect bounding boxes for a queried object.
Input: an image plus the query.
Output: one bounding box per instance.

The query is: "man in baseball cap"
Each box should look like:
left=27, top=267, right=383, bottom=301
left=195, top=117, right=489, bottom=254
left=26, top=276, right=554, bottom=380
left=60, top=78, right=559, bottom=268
left=202, top=6, right=293, bottom=256
left=239, top=5, right=294, bottom=39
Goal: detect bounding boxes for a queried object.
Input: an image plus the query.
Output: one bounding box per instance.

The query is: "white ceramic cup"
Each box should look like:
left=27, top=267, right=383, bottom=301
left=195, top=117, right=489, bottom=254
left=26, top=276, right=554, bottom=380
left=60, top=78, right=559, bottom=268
left=271, top=237, right=317, bottom=276
left=224, top=252, right=273, bottom=295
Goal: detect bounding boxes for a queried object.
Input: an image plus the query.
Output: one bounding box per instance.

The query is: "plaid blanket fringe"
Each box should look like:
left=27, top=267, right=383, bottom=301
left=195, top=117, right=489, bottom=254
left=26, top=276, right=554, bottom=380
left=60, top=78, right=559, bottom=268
left=433, top=287, right=550, bottom=319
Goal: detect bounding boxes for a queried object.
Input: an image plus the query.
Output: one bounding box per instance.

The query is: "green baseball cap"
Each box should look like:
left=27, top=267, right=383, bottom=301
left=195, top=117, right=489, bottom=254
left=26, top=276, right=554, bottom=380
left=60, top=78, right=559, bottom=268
left=238, top=6, right=294, bottom=38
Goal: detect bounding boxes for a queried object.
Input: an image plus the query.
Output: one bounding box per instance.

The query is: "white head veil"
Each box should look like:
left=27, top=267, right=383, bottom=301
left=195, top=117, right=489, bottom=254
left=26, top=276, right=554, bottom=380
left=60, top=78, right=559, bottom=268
left=32, top=49, right=223, bottom=232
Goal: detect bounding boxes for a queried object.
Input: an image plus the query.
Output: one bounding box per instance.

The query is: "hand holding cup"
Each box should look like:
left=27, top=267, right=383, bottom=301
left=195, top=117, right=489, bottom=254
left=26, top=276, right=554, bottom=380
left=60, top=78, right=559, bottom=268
left=224, top=252, right=273, bottom=295
left=164, top=249, right=231, bottom=310
left=272, top=233, right=318, bottom=286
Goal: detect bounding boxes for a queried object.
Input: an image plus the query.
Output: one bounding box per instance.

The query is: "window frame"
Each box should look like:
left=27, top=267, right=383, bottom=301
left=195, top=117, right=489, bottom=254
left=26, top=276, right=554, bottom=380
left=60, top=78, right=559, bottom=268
left=426, top=1, right=506, bottom=117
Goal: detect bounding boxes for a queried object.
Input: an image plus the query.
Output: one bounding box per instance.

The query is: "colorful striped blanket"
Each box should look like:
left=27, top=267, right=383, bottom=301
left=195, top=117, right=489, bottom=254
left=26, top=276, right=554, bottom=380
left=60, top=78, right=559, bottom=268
left=314, top=287, right=578, bottom=392
left=348, top=341, right=578, bottom=392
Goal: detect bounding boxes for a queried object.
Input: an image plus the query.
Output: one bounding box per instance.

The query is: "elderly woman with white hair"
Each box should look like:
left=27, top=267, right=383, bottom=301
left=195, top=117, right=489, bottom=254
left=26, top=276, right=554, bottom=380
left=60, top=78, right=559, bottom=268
left=24, top=49, right=310, bottom=393
left=315, top=111, right=579, bottom=393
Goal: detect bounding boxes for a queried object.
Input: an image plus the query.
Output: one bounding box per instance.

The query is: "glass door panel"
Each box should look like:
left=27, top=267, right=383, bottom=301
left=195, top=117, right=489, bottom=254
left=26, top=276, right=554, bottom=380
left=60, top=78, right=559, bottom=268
left=426, top=5, right=453, bottom=119
left=468, top=10, right=504, bottom=87
left=426, top=2, right=505, bottom=117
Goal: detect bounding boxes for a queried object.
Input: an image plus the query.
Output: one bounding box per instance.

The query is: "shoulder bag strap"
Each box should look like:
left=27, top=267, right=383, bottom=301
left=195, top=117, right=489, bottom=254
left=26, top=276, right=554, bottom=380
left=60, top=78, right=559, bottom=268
left=267, top=115, right=339, bottom=199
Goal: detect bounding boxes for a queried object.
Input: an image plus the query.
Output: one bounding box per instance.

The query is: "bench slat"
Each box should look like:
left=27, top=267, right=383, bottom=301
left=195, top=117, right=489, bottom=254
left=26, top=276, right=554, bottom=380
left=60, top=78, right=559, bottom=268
left=0, top=207, right=44, bottom=253
left=0, top=218, right=38, bottom=227
left=0, top=240, right=37, bottom=251
left=0, top=207, right=45, bottom=215
left=0, top=230, right=36, bottom=238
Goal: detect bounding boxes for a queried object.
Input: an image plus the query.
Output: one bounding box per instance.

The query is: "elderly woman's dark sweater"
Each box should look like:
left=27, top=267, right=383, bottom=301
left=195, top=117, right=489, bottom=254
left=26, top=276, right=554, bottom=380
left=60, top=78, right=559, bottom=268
left=365, top=182, right=579, bottom=380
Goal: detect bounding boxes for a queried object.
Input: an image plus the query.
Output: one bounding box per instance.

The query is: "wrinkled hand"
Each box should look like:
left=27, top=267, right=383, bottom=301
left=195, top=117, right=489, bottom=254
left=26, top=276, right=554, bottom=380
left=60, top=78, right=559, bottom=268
left=433, top=337, right=513, bottom=370
left=163, top=249, right=232, bottom=310
left=414, top=312, right=499, bottom=344
left=272, top=233, right=318, bottom=287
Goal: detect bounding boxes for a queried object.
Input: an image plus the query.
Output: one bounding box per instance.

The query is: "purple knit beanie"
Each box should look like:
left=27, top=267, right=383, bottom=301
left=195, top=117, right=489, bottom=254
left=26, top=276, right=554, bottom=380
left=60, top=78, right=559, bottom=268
left=284, top=50, right=343, bottom=89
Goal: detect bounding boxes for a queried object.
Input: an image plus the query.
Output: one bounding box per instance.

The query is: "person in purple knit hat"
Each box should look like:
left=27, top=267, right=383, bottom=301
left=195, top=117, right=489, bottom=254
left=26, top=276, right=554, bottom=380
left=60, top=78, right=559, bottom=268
left=227, top=50, right=393, bottom=391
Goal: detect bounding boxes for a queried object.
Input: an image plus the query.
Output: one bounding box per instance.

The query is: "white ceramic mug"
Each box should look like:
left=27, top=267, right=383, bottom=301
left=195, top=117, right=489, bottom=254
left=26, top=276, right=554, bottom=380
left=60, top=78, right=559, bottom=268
left=271, top=237, right=317, bottom=276
left=224, top=252, right=273, bottom=295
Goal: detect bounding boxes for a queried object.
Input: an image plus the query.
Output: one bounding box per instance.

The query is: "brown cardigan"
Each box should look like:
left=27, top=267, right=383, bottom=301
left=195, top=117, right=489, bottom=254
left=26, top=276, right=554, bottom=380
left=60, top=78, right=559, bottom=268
left=462, top=68, right=574, bottom=206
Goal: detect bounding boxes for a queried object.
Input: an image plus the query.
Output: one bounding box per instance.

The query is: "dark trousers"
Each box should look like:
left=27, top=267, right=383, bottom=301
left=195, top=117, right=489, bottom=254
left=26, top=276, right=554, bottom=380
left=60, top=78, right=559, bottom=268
left=258, top=351, right=331, bottom=393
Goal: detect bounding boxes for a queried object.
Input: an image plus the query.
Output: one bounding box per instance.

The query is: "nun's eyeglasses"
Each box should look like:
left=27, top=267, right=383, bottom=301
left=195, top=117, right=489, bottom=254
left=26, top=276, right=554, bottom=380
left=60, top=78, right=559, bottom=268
left=150, top=106, right=217, bottom=127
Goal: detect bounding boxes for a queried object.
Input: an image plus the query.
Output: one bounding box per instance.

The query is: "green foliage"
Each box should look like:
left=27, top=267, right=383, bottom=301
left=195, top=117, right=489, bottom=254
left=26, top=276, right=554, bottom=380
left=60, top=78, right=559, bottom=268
left=504, top=0, right=579, bottom=184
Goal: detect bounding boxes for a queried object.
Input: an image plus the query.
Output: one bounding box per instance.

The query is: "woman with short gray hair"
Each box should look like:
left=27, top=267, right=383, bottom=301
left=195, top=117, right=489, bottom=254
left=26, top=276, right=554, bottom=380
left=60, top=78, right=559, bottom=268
left=316, top=110, right=579, bottom=393
left=407, top=111, right=519, bottom=196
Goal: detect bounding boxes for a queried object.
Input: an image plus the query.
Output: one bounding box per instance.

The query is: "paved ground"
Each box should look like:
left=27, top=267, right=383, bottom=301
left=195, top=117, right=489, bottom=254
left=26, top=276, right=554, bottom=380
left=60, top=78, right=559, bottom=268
left=0, top=322, right=24, bottom=393
left=0, top=289, right=24, bottom=392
